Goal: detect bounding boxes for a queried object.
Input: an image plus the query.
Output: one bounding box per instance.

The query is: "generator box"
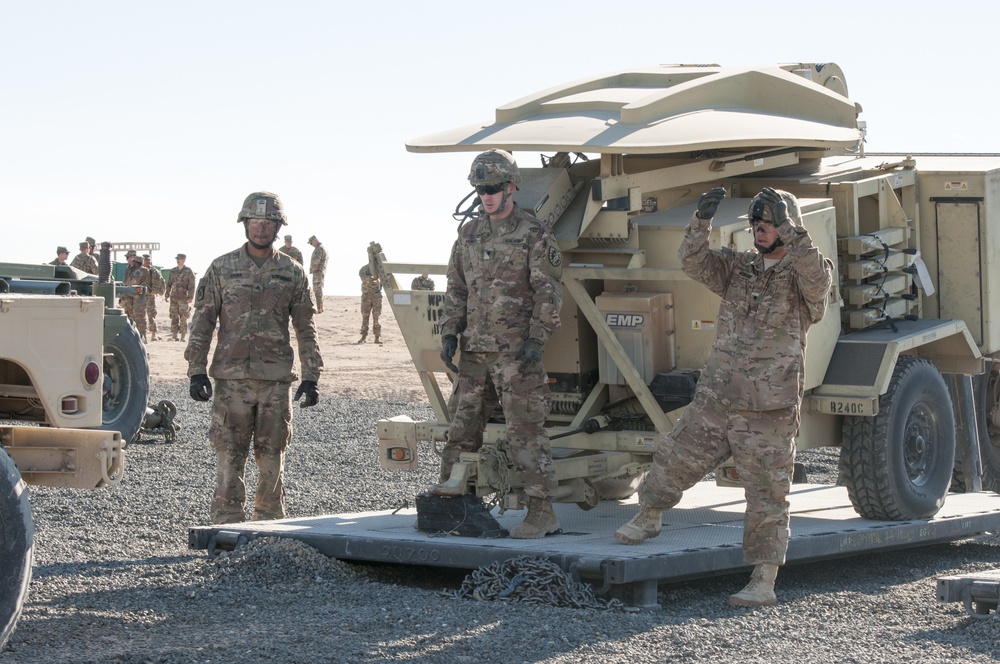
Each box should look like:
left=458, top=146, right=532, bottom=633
left=595, top=292, right=675, bottom=385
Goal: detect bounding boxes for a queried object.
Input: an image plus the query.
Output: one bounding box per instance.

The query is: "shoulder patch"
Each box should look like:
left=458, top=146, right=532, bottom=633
left=548, top=245, right=562, bottom=267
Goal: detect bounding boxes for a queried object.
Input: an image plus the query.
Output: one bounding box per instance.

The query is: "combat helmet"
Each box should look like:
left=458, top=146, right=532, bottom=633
left=747, top=188, right=801, bottom=226
left=237, top=191, right=287, bottom=226
left=468, top=149, right=521, bottom=187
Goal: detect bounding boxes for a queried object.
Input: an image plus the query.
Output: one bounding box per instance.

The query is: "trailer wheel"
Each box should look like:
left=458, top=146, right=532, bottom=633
left=840, top=356, right=955, bottom=520
left=954, top=358, right=1000, bottom=493
left=102, top=323, right=150, bottom=446
left=0, top=450, right=33, bottom=649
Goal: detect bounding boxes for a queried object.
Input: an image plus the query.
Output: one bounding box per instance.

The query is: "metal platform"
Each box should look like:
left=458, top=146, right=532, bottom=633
left=189, top=483, right=1000, bottom=608
left=937, top=568, right=1000, bottom=618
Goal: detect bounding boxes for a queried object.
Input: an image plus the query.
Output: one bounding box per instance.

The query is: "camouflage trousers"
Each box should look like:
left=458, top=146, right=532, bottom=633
left=444, top=351, right=556, bottom=499
left=360, top=292, right=381, bottom=338
left=144, top=295, right=158, bottom=336
left=638, top=391, right=798, bottom=565
left=208, top=378, right=293, bottom=524
left=312, top=272, right=325, bottom=313
left=121, top=295, right=147, bottom=338
left=168, top=298, right=191, bottom=337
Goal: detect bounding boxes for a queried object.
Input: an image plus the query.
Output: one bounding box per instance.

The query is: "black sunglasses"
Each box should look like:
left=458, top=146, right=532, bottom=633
left=475, top=183, right=506, bottom=196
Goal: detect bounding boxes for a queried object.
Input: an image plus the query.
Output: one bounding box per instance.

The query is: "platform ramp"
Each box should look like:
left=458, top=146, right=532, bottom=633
left=189, top=484, right=1000, bottom=608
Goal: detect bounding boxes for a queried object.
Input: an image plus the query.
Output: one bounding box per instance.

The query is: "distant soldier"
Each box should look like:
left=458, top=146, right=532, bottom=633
left=185, top=191, right=323, bottom=524
left=308, top=235, right=328, bottom=313
left=279, top=234, right=304, bottom=265
left=411, top=273, right=435, bottom=291
left=165, top=253, right=196, bottom=341
left=49, top=246, right=69, bottom=266
left=121, top=250, right=150, bottom=342
left=358, top=264, right=382, bottom=344
left=142, top=254, right=166, bottom=341
left=71, top=241, right=98, bottom=275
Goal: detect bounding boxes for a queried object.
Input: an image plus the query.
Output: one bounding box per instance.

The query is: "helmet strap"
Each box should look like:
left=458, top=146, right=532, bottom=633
left=756, top=238, right=784, bottom=255
left=244, top=221, right=280, bottom=250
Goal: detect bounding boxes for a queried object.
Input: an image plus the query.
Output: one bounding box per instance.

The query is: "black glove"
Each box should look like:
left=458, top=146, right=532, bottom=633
left=515, top=339, right=544, bottom=373
left=696, top=187, right=726, bottom=220
left=294, top=380, right=319, bottom=408
left=189, top=374, right=212, bottom=402
left=758, top=187, right=789, bottom=227
left=440, top=334, right=459, bottom=373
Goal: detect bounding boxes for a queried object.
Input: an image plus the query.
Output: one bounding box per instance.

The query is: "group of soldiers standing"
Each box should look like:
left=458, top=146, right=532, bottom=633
left=120, top=251, right=196, bottom=343
left=50, top=239, right=197, bottom=343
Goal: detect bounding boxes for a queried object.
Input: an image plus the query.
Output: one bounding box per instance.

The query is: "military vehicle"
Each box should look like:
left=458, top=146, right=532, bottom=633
left=189, top=62, right=1000, bottom=608
left=0, top=248, right=150, bottom=647
left=374, top=62, right=999, bottom=526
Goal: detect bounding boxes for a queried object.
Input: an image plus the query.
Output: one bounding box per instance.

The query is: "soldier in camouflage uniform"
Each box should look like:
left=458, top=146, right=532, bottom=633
left=615, top=187, right=833, bottom=608
left=434, top=149, right=564, bottom=540
left=185, top=191, right=323, bottom=525
left=357, top=264, right=383, bottom=344
left=121, top=250, right=150, bottom=342
left=308, top=235, right=328, bottom=313
left=142, top=255, right=166, bottom=341
left=410, top=273, right=435, bottom=291
left=71, top=241, right=98, bottom=275
left=165, top=253, right=196, bottom=341
left=280, top=234, right=304, bottom=265
left=49, top=246, right=69, bottom=266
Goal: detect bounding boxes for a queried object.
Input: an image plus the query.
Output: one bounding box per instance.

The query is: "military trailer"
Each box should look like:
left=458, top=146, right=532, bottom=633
left=189, top=63, right=1000, bottom=607
left=375, top=62, right=999, bottom=522
left=0, top=250, right=150, bottom=647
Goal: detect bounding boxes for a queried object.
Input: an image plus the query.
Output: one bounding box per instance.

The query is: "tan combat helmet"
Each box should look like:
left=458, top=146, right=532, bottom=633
left=237, top=191, right=287, bottom=226
left=468, top=148, right=521, bottom=187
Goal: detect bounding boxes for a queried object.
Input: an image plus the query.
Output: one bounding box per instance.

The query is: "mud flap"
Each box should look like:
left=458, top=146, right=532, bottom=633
left=415, top=492, right=509, bottom=538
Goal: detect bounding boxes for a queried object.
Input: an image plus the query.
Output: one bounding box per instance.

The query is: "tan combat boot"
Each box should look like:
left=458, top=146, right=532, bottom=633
left=356, top=335, right=366, bottom=344
left=509, top=496, right=560, bottom=539
left=728, top=564, right=779, bottom=607
left=170, top=332, right=178, bottom=341
left=614, top=506, right=663, bottom=545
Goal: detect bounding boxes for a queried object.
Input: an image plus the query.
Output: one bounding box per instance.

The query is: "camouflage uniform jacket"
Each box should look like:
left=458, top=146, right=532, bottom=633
left=166, top=265, right=196, bottom=301
left=442, top=205, right=563, bottom=352
left=411, top=275, right=435, bottom=290
left=122, top=263, right=150, bottom=296
left=280, top=245, right=304, bottom=266
left=359, top=265, right=381, bottom=295
left=310, top=244, right=328, bottom=275
left=145, top=266, right=166, bottom=295
left=185, top=245, right=323, bottom=383
left=71, top=252, right=98, bottom=275
left=680, top=212, right=832, bottom=411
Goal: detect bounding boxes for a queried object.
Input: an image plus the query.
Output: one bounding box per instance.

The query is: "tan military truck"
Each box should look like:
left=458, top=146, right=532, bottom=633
left=374, top=62, right=999, bottom=532
left=0, top=255, right=149, bottom=647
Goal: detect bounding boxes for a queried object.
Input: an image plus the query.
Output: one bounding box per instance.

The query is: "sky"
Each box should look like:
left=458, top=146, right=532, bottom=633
left=4, top=0, right=1000, bottom=294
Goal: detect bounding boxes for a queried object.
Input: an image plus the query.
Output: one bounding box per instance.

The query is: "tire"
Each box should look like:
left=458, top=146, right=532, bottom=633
left=0, top=449, right=33, bottom=649
left=840, top=356, right=955, bottom=520
left=102, top=322, right=150, bottom=445
left=954, top=359, right=1000, bottom=493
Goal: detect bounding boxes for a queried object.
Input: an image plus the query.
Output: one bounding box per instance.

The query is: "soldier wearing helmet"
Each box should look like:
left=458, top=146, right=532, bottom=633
left=307, top=235, right=328, bottom=313
left=165, top=253, right=196, bottom=341
left=616, top=186, right=834, bottom=609
left=121, top=249, right=150, bottom=342
left=185, top=191, right=324, bottom=524
left=434, top=149, right=564, bottom=539
left=141, top=254, right=166, bottom=341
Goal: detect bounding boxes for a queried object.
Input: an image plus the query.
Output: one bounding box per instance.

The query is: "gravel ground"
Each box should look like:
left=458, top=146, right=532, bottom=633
left=2, top=380, right=999, bottom=663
